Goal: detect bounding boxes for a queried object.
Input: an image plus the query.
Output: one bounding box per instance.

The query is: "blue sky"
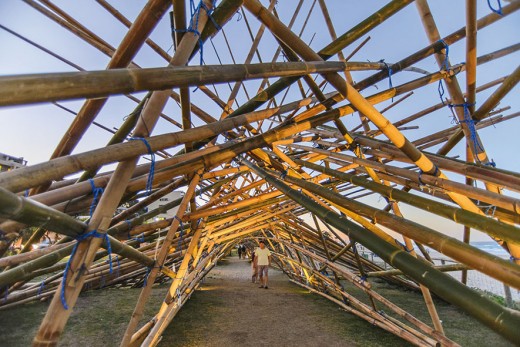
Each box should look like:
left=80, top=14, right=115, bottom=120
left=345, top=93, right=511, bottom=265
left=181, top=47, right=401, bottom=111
left=0, top=1, right=518, bottom=241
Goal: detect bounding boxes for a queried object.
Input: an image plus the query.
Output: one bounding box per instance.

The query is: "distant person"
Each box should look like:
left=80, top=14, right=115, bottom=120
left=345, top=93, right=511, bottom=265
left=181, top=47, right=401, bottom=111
left=254, top=240, right=271, bottom=289
left=238, top=244, right=243, bottom=259
left=250, top=248, right=258, bottom=283
left=240, top=244, right=247, bottom=258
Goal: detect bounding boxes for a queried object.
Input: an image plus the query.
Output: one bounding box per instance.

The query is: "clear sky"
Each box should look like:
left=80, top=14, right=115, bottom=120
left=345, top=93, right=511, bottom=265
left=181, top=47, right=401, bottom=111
left=0, top=1, right=518, bottom=242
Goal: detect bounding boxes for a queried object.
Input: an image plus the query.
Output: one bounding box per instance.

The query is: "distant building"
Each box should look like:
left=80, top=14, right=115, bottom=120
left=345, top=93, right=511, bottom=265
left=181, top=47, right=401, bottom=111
left=146, top=191, right=185, bottom=220
left=0, top=152, right=27, bottom=172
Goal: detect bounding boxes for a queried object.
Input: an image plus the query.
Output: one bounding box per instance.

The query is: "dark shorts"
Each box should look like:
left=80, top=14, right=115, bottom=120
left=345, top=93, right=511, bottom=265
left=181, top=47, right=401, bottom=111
left=258, top=265, right=269, bottom=277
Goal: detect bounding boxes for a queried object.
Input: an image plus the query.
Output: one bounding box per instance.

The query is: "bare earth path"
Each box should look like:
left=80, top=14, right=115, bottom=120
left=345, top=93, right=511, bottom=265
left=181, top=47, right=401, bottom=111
left=0, top=256, right=513, bottom=346
left=160, top=256, right=407, bottom=347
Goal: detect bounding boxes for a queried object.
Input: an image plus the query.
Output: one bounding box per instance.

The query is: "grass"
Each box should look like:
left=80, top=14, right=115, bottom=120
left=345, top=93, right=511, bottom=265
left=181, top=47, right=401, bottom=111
left=0, top=261, right=516, bottom=346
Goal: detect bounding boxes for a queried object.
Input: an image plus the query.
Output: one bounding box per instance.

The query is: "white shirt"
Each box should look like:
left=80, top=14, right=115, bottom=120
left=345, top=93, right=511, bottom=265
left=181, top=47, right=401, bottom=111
left=255, top=247, right=271, bottom=266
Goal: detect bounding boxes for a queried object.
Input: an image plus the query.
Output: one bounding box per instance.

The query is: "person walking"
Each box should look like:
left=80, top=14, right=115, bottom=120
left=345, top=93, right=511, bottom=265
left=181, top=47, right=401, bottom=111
left=254, top=240, right=271, bottom=289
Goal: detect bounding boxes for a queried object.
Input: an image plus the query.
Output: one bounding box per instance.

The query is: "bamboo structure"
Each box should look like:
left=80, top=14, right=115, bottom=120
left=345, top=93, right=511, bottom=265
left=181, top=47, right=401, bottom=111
left=0, top=1, right=519, bottom=346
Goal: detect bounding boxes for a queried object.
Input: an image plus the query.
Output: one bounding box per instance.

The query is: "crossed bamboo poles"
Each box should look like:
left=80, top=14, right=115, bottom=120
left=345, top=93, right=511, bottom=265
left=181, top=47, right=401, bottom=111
left=0, top=0, right=519, bottom=346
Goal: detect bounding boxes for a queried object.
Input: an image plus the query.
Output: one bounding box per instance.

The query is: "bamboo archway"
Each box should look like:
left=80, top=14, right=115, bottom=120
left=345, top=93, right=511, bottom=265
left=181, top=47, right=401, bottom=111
left=0, top=0, right=519, bottom=346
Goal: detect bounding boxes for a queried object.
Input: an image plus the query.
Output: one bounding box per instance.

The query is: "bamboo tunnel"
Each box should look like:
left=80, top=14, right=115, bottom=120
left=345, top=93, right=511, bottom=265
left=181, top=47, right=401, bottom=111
left=1, top=1, right=519, bottom=346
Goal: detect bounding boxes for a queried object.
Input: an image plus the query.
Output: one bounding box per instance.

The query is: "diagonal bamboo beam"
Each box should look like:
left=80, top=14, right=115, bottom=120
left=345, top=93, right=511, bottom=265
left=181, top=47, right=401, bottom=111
left=243, top=0, right=490, bottom=228
left=47, top=0, right=172, bottom=161
left=119, top=170, right=200, bottom=347
left=32, top=1, right=222, bottom=344
left=241, top=157, right=520, bottom=344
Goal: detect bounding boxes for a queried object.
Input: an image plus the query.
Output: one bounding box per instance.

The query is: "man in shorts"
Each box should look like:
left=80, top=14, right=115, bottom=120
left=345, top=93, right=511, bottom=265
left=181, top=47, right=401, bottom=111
left=254, top=240, right=271, bottom=289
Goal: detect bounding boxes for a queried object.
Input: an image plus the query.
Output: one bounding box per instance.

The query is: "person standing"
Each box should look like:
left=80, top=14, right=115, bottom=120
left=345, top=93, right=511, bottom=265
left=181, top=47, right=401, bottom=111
left=254, top=240, right=271, bottom=289
left=237, top=244, right=243, bottom=259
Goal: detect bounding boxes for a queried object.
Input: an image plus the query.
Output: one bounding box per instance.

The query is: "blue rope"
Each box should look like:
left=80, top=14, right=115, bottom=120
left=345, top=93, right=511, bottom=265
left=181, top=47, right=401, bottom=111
left=380, top=59, right=393, bottom=101
left=280, top=169, right=288, bottom=180
left=143, top=266, right=153, bottom=287
left=438, top=79, right=446, bottom=105
left=60, top=230, right=113, bottom=310
left=448, top=102, right=483, bottom=158
left=173, top=0, right=221, bottom=65
left=438, top=40, right=450, bottom=71
left=510, top=256, right=520, bottom=262
left=418, top=170, right=426, bottom=186
left=37, top=281, right=45, bottom=297
left=418, top=165, right=439, bottom=186
left=487, top=0, right=503, bottom=15
left=437, top=40, right=450, bottom=105
left=24, top=190, right=29, bottom=197
left=133, top=233, right=146, bottom=243
left=484, top=159, right=496, bottom=167
left=131, top=137, right=155, bottom=195
left=88, top=179, right=104, bottom=217
left=395, top=239, right=413, bottom=253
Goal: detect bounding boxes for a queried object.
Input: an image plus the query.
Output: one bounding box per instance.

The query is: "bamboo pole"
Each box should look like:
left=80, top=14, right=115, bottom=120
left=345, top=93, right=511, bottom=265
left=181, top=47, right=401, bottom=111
left=249, top=8, right=495, bottom=225
left=119, top=170, right=200, bottom=347
left=466, top=0, right=477, bottom=114
left=241, top=158, right=520, bottom=343
left=32, top=1, right=222, bottom=344
left=280, top=171, right=520, bottom=289
left=439, top=64, right=520, bottom=155
left=295, top=159, right=520, bottom=244
left=0, top=61, right=352, bottom=106
left=0, top=106, right=281, bottom=194
left=224, top=0, right=414, bottom=120
left=47, top=0, right=172, bottom=161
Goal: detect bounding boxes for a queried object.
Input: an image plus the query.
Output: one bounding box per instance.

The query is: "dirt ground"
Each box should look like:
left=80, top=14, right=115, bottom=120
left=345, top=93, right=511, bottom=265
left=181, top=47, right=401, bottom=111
left=161, top=257, right=407, bottom=347
left=0, top=256, right=514, bottom=346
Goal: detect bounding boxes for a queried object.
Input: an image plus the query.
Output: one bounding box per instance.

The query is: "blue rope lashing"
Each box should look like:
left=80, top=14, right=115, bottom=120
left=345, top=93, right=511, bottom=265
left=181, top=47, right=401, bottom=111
left=131, top=137, right=155, bottom=195
left=60, top=230, right=113, bottom=310
left=394, top=239, right=413, bottom=253
left=510, top=256, right=520, bottom=262
left=418, top=166, right=439, bottom=186
left=438, top=40, right=450, bottom=72
left=438, top=79, right=446, bottom=105
left=37, top=281, right=45, bottom=297
left=174, top=0, right=221, bottom=65
left=143, top=266, right=153, bottom=287
left=200, top=1, right=222, bottom=31
left=448, top=102, right=483, bottom=158
left=487, top=0, right=503, bottom=15
left=484, top=159, right=497, bottom=168
left=24, top=189, right=29, bottom=197
left=88, top=179, right=104, bottom=217
left=418, top=170, right=426, bottom=186
left=379, top=60, right=393, bottom=101
left=133, top=233, right=145, bottom=243
left=360, top=275, right=367, bottom=282
left=280, top=169, right=288, bottom=180
left=437, top=39, right=450, bottom=105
